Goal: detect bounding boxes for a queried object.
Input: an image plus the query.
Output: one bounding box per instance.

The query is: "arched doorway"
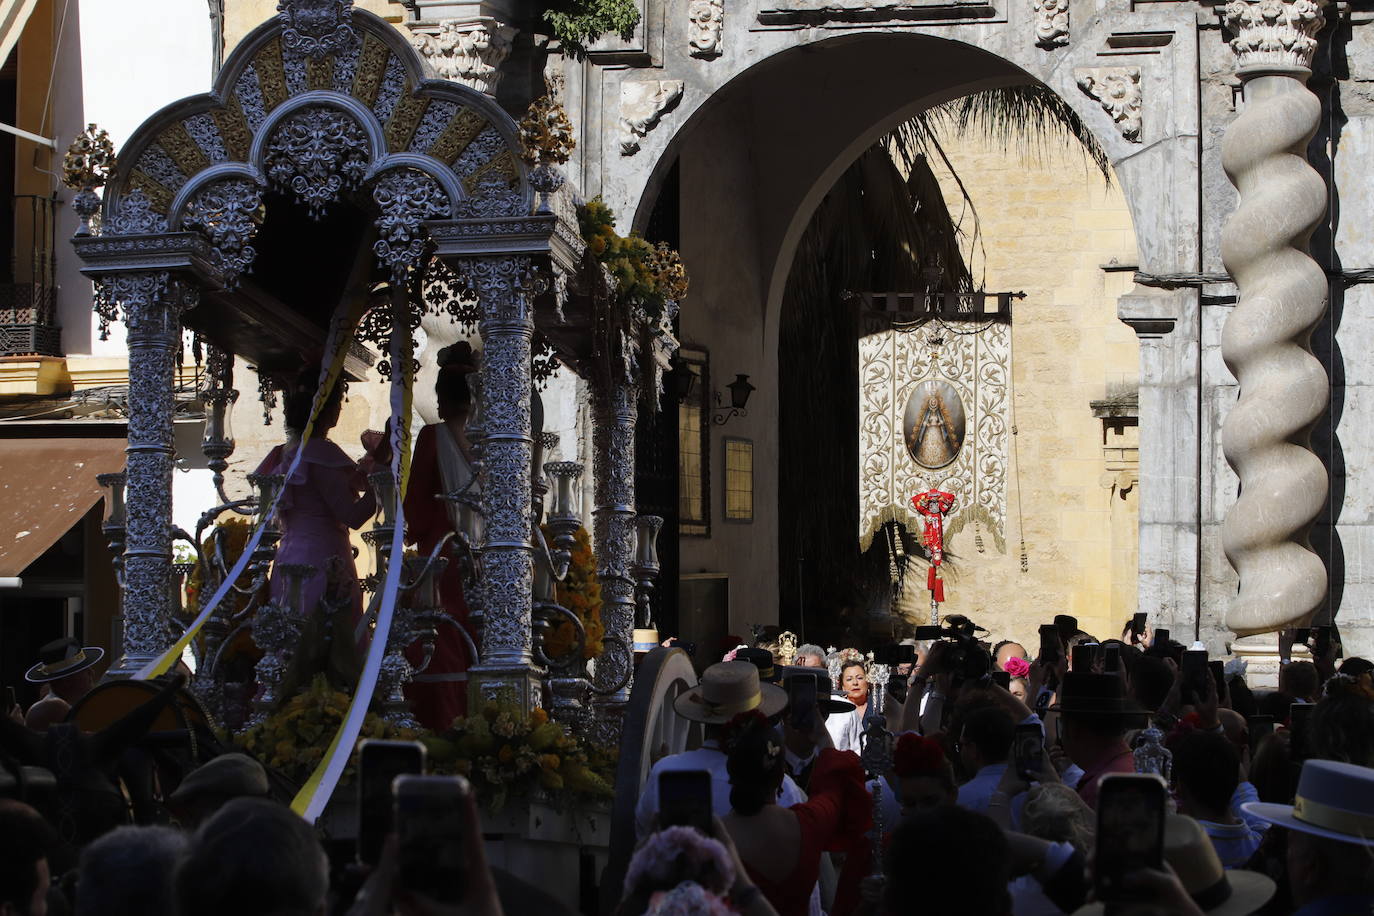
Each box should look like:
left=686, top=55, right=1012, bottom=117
left=619, top=32, right=1166, bottom=645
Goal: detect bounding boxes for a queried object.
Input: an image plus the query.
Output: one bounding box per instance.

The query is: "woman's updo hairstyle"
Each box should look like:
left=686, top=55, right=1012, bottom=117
left=435, top=342, right=477, bottom=413
left=723, top=712, right=785, bottom=816
left=283, top=365, right=343, bottom=433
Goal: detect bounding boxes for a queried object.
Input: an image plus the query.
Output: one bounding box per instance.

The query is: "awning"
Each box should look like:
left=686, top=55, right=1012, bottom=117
left=0, top=437, right=126, bottom=577
left=0, top=0, right=39, bottom=84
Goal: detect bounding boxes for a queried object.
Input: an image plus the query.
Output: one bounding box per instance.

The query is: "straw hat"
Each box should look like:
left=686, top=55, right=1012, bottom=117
left=24, top=636, right=104, bottom=684
left=1074, top=815, right=1275, bottom=916
left=1243, top=758, right=1374, bottom=847
left=674, top=661, right=788, bottom=724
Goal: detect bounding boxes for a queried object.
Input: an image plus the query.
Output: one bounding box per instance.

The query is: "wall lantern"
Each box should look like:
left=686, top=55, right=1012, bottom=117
left=670, top=357, right=699, bottom=403
left=712, top=373, right=755, bottom=426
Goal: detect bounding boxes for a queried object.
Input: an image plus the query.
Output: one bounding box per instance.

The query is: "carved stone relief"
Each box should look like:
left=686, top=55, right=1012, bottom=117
left=619, top=80, right=684, bottom=156
left=1076, top=66, right=1143, bottom=143
left=1031, top=0, right=1069, bottom=48
left=1222, top=0, right=1326, bottom=72
left=409, top=18, right=516, bottom=96
left=858, top=320, right=1010, bottom=555
left=688, top=0, right=724, bottom=58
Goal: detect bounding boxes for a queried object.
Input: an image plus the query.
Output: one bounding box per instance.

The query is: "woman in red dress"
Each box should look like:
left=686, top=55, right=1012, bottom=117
left=720, top=713, right=872, bottom=916
left=402, top=344, right=479, bottom=729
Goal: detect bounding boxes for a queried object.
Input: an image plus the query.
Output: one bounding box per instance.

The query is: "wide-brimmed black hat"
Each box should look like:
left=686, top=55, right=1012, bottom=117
left=1049, top=671, right=1147, bottom=721
left=734, top=647, right=780, bottom=683
left=25, top=636, right=104, bottom=684
left=779, top=666, right=856, bottom=716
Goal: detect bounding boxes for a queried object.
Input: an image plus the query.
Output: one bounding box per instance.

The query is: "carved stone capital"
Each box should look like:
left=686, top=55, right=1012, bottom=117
left=409, top=17, right=516, bottom=96
left=688, top=0, right=724, bottom=57
left=1076, top=67, right=1142, bottom=143
left=1222, top=0, right=1327, bottom=75
left=619, top=80, right=684, bottom=156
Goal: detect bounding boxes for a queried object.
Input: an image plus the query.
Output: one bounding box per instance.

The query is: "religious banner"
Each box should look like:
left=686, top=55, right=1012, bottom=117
left=858, top=318, right=1010, bottom=556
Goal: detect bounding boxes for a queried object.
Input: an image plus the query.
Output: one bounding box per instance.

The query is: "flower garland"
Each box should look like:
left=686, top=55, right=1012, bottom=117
left=541, top=525, right=604, bottom=660
left=184, top=517, right=253, bottom=615
left=238, top=674, right=419, bottom=787
left=578, top=197, right=689, bottom=322
left=423, top=701, right=616, bottom=812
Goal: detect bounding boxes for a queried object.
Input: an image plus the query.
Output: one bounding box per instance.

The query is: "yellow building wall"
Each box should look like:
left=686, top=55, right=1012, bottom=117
left=225, top=0, right=406, bottom=52
left=911, top=130, right=1140, bottom=650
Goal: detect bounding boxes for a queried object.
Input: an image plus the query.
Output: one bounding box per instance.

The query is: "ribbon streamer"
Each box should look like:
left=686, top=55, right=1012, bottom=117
left=134, top=297, right=365, bottom=681
left=294, top=290, right=415, bottom=822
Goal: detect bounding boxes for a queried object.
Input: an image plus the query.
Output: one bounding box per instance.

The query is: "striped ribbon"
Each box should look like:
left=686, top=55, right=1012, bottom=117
left=134, top=297, right=365, bottom=681
left=293, top=289, right=415, bottom=822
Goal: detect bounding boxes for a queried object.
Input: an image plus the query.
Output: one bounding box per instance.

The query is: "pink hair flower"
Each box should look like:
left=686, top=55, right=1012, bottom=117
left=1004, top=657, right=1031, bottom=678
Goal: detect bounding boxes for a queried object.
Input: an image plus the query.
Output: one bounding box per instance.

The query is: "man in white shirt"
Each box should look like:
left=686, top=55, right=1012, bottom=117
left=635, top=660, right=802, bottom=838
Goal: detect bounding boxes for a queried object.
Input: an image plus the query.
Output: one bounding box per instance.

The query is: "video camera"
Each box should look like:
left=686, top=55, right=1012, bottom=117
left=914, top=615, right=993, bottom=686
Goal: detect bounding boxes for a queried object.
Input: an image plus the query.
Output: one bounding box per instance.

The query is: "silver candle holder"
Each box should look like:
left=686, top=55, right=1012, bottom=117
left=249, top=562, right=314, bottom=726
left=859, top=715, right=894, bottom=879
left=544, top=461, right=584, bottom=576
left=631, top=514, right=663, bottom=630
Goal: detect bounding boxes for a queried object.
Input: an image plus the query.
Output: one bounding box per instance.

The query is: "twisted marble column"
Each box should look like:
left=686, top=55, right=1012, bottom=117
left=1219, top=0, right=1329, bottom=635
left=108, top=272, right=194, bottom=676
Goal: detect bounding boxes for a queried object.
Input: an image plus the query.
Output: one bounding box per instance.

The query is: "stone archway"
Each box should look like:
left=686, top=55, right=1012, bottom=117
left=595, top=29, right=1185, bottom=636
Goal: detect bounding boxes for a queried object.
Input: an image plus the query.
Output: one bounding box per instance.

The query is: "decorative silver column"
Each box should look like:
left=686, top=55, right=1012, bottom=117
left=463, top=255, right=543, bottom=711
left=106, top=271, right=194, bottom=676
left=590, top=379, right=638, bottom=737
left=1219, top=0, right=1329, bottom=636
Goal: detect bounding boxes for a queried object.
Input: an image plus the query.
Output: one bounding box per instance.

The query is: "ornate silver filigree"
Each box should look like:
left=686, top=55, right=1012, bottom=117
left=107, top=188, right=169, bottom=236
left=184, top=114, right=231, bottom=164
left=589, top=380, right=638, bottom=738
left=103, top=273, right=195, bottom=675
left=372, top=169, right=451, bottom=280
left=1076, top=67, right=1143, bottom=143
left=455, top=174, right=525, bottom=219
left=688, top=0, right=724, bottom=57
left=278, top=0, right=357, bottom=60
left=184, top=178, right=264, bottom=288
left=454, top=255, right=537, bottom=671
left=263, top=105, right=371, bottom=218
left=409, top=18, right=515, bottom=96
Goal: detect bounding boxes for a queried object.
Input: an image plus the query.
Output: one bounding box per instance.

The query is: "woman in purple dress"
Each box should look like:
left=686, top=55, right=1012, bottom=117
left=254, top=371, right=376, bottom=627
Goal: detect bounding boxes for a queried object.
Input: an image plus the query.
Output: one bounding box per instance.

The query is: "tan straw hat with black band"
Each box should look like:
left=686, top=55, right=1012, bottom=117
left=1073, top=815, right=1275, bottom=916
left=24, top=636, right=104, bottom=684
left=1243, top=758, right=1374, bottom=846
left=674, top=661, right=789, bottom=724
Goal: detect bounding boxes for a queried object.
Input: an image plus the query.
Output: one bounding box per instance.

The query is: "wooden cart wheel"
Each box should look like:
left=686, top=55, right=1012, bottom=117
left=601, top=647, right=702, bottom=913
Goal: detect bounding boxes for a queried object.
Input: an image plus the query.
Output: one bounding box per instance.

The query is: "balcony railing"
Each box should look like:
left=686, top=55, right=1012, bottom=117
left=0, top=194, right=60, bottom=358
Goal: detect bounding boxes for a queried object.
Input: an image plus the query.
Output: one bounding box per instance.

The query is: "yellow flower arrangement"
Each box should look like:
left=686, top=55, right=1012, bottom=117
left=422, top=697, right=615, bottom=812
left=184, top=517, right=254, bottom=614
left=541, top=525, right=604, bottom=660
left=577, top=198, right=689, bottom=318
left=239, top=674, right=419, bottom=788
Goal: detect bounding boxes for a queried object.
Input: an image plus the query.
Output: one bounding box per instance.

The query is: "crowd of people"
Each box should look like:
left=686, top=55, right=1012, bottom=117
left=630, top=618, right=1374, bottom=915
left=4, top=617, right=1374, bottom=915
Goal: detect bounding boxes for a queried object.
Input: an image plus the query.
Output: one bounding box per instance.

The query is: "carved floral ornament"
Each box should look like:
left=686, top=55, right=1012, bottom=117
left=409, top=18, right=515, bottom=97
left=1076, top=66, right=1143, bottom=143
left=689, top=0, right=724, bottom=58
left=1031, top=0, right=1069, bottom=48
left=277, top=0, right=357, bottom=60
left=183, top=179, right=265, bottom=289
left=264, top=105, right=371, bottom=218
left=62, top=124, right=116, bottom=235
left=1222, top=0, right=1327, bottom=73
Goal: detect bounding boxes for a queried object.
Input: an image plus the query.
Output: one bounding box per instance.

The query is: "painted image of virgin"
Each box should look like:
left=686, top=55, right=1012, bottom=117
left=903, top=380, right=965, bottom=469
